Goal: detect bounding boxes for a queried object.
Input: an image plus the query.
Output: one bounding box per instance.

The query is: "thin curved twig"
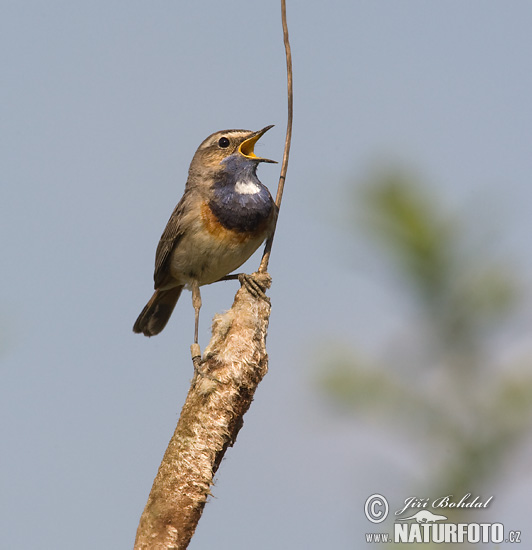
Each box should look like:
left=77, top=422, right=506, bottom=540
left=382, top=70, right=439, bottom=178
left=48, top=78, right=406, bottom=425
left=259, top=0, right=293, bottom=273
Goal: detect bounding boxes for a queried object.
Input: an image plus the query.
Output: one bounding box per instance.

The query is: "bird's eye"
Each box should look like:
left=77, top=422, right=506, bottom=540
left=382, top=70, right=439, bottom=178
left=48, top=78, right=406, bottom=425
left=218, top=137, right=230, bottom=148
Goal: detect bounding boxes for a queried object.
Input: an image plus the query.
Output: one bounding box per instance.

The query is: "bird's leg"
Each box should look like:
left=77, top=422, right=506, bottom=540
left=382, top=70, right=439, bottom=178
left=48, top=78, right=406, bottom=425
left=191, top=281, right=202, bottom=344
left=213, top=273, right=270, bottom=302
left=190, top=281, right=202, bottom=369
left=216, top=274, right=240, bottom=282
left=189, top=282, right=222, bottom=384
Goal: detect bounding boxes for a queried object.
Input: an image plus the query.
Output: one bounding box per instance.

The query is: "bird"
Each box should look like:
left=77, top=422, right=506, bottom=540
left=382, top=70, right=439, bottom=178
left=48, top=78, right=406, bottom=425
left=133, top=125, right=277, bottom=342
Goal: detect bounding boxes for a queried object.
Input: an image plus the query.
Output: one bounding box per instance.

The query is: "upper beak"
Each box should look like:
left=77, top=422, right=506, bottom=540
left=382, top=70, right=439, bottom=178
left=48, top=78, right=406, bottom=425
left=238, top=125, right=277, bottom=163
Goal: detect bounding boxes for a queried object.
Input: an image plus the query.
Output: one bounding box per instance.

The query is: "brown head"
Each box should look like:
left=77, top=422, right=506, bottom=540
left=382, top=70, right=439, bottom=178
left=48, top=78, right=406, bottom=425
left=187, top=126, right=276, bottom=181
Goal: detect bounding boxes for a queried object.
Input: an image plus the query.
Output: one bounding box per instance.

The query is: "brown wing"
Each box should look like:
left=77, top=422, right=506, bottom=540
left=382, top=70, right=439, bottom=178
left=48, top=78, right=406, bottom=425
left=153, top=197, right=186, bottom=289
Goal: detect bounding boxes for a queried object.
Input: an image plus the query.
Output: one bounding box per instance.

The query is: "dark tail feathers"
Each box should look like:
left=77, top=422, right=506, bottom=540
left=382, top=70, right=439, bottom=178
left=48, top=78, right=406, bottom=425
left=133, top=286, right=183, bottom=337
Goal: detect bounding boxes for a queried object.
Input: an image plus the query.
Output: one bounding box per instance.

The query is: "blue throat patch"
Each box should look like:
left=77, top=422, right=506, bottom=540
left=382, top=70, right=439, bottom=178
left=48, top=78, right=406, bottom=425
left=208, top=157, right=274, bottom=233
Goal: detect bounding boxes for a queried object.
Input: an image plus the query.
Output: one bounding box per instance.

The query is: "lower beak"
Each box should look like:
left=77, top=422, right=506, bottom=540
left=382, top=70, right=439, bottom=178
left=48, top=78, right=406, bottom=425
left=238, top=125, right=277, bottom=163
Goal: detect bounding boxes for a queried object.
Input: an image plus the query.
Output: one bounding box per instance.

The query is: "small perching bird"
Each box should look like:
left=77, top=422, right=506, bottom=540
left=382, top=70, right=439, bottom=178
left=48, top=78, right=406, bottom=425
left=133, top=126, right=277, bottom=343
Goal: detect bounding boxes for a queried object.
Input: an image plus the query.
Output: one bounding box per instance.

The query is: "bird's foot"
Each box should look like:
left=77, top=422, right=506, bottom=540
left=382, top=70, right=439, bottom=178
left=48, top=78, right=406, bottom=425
left=238, top=272, right=271, bottom=303
left=190, top=343, right=202, bottom=371
left=191, top=343, right=222, bottom=386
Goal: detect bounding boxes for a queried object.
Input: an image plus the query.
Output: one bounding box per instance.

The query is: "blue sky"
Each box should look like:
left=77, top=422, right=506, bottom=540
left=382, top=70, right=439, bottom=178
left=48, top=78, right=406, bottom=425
left=2, top=1, right=532, bottom=548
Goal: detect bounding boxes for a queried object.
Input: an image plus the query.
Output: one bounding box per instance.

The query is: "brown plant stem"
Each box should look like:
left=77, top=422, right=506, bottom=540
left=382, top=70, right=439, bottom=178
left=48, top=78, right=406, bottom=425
left=134, top=274, right=272, bottom=550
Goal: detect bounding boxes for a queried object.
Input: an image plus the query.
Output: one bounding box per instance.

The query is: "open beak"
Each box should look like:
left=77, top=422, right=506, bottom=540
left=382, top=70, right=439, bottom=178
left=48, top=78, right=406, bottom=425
left=238, top=125, right=277, bottom=163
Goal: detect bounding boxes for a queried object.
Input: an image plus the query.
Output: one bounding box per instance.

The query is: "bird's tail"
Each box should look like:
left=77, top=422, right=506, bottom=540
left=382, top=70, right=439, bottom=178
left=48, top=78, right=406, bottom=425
left=133, top=286, right=183, bottom=337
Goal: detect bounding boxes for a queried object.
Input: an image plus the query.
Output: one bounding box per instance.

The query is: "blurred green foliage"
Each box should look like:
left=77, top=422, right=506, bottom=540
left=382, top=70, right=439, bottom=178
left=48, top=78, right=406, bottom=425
left=319, top=170, right=532, bottom=535
left=357, top=172, right=518, bottom=352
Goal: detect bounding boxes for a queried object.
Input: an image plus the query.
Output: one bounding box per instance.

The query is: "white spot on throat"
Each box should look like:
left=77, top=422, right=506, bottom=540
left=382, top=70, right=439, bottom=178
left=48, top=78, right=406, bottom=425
left=235, top=179, right=261, bottom=195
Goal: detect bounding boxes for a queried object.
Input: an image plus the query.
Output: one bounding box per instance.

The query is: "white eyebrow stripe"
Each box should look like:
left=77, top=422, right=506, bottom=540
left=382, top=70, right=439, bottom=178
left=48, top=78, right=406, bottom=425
left=235, top=180, right=261, bottom=195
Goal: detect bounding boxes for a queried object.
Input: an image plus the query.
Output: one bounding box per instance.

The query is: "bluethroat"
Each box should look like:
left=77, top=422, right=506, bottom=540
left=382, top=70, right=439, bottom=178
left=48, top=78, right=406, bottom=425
left=133, top=126, right=277, bottom=343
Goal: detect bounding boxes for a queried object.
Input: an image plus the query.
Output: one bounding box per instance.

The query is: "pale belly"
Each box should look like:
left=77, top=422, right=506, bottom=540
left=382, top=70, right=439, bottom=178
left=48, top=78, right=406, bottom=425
left=168, top=224, right=267, bottom=286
